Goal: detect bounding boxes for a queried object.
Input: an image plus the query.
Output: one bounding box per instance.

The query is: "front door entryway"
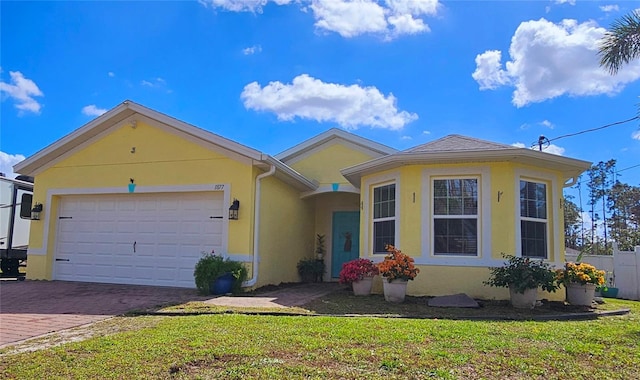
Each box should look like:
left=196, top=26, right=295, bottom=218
left=331, top=211, right=360, bottom=278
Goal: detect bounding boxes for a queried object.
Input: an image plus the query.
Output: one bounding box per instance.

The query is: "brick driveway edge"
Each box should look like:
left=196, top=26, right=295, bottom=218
left=0, top=280, right=210, bottom=347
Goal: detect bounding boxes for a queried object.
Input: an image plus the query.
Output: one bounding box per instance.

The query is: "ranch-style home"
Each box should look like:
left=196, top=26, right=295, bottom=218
left=15, top=100, right=591, bottom=299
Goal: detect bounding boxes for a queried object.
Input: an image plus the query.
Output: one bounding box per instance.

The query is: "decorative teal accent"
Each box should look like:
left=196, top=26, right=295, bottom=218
left=331, top=211, right=360, bottom=278
left=128, top=183, right=136, bottom=193
left=332, top=183, right=339, bottom=191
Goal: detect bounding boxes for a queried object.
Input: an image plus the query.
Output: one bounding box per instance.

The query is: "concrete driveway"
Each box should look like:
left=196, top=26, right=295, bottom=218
left=0, top=280, right=209, bottom=347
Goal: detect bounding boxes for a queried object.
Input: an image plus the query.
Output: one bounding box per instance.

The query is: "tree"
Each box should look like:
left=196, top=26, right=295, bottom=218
left=607, top=181, right=640, bottom=250
left=564, top=195, right=582, bottom=250
left=599, top=10, right=640, bottom=74
left=586, top=160, right=616, bottom=254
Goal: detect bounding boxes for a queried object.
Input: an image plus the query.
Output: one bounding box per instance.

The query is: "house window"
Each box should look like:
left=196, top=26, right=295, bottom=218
left=373, top=183, right=395, bottom=254
left=520, top=180, right=547, bottom=258
left=433, top=178, right=478, bottom=256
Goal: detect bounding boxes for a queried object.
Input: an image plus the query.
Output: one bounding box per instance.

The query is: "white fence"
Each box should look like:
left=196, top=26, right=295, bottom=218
left=565, top=244, right=640, bottom=301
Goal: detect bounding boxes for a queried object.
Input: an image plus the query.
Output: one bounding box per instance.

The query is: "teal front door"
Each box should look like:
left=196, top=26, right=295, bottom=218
left=331, top=211, right=360, bottom=278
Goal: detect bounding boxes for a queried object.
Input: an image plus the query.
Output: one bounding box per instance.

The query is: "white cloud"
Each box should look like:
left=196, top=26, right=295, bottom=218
left=311, top=0, right=440, bottom=39
left=473, top=18, right=640, bottom=107
left=141, top=77, right=171, bottom=93
left=0, top=71, right=44, bottom=114
left=599, top=5, right=619, bottom=13
left=632, top=130, right=640, bottom=140
left=241, top=74, right=418, bottom=130
left=540, top=120, right=554, bottom=129
left=472, top=50, right=511, bottom=90
left=555, top=0, right=576, bottom=5
left=543, top=144, right=565, bottom=155
left=310, top=0, right=388, bottom=37
left=82, top=105, right=108, bottom=117
left=198, top=0, right=292, bottom=12
left=422, top=130, right=431, bottom=135
left=401, top=135, right=412, bottom=140
left=200, top=0, right=441, bottom=39
left=108, top=72, right=115, bottom=77
left=142, top=77, right=166, bottom=87
left=512, top=141, right=565, bottom=155
left=243, top=45, right=262, bottom=55
left=0, top=151, right=26, bottom=179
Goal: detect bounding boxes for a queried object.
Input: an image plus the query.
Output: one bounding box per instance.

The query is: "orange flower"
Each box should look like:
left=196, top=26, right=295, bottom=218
left=378, top=245, right=419, bottom=282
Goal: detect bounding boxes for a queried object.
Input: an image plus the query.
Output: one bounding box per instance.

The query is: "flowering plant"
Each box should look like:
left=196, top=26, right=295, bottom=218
left=556, top=262, right=605, bottom=286
left=484, top=254, right=559, bottom=294
left=338, top=258, right=379, bottom=284
left=378, top=245, right=419, bottom=282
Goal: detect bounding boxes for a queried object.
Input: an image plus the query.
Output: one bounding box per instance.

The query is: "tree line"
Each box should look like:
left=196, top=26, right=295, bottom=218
left=564, top=159, right=640, bottom=254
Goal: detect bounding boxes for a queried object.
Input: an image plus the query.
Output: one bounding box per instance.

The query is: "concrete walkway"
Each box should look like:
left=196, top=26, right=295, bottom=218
left=0, top=280, right=337, bottom=348
left=203, top=282, right=340, bottom=308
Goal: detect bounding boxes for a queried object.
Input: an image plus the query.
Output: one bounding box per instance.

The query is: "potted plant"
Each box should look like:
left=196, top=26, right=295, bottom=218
left=315, top=234, right=326, bottom=260
left=297, top=258, right=325, bottom=283
left=193, top=251, right=248, bottom=295
left=556, top=262, right=605, bottom=306
left=600, top=271, right=619, bottom=298
left=378, top=245, right=419, bottom=302
left=484, top=254, right=559, bottom=309
left=338, top=258, right=379, bottom=296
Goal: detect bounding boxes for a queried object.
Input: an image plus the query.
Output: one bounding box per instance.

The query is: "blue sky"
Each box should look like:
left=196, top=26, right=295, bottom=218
left=2, top=0, right=639, bottom=191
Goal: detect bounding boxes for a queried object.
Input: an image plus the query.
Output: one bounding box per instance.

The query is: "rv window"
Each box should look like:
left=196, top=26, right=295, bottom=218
left=20, top=193, right=33, bottom=219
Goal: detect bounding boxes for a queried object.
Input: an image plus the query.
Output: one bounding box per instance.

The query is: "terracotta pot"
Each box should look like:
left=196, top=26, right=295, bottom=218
left=352, top=277, right=373, bottom=296
left=383, top=279, right=408, bottom=303
left=566, top=283, right=596, bottom=306
left=508, top=286, right=538, bottom=309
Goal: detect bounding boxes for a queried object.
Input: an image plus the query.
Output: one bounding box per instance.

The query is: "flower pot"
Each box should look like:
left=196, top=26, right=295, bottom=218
left=383, top=279, right=408, bottom=303
left=352, top=277, right=374, bottom=296
left=566, top=283, right=596, bottom=306
left=508, top=287, right=538, bottom=309
left=210, top=272, right=235, bottom=295
left=600, top=287, right=619, bottom=298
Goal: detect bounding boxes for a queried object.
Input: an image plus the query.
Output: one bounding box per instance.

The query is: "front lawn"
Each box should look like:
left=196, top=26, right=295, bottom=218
left=2, top=296, right=639, bottom=379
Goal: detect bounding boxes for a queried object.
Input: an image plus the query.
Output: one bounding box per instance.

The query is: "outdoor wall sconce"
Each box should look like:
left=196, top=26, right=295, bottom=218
left=31, top=202, right=43, bottom=220
left=229, top=199, right=240, bottom=220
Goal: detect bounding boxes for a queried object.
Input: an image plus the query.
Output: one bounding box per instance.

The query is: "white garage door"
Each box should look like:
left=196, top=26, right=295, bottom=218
left=54, top=192, right=224, bottom=288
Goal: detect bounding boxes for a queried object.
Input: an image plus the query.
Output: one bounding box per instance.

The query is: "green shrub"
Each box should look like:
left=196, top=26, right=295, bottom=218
left=297, top=258, right=325, bottom=282
left=194, top=252, right=248, bottom=295
left=484, top=254, right=559, bottom=294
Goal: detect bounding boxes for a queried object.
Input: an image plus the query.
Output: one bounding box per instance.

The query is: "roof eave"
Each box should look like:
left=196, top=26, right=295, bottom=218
left=341, top=149, right=592, bottom=186
left=261, top=155, right=318, bottom=192
left=275, top=128, right=397, bottom=162
left=14, top=100, right=266, bottom=176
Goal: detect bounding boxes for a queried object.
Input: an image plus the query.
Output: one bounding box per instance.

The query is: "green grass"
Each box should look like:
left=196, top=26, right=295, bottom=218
left=1, top=298, right=639, bottom=379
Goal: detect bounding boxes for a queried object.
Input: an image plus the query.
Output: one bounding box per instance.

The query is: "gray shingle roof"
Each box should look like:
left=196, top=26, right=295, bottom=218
left=405, top=134, right=515, bottom=153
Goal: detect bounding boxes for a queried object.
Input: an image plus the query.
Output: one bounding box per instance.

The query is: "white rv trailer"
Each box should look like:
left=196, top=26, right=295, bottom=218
left=0, top=175, right=34, bottom=277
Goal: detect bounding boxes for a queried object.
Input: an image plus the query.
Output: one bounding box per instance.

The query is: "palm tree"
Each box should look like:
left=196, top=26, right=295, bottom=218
left=599, top=10, right=640, bottom=74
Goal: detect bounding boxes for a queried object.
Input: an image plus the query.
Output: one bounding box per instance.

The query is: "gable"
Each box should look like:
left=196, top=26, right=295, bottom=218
left=52, top=119, right=241, bottom=170
left=14, top=101, right=263, bottom=177
left=289, top=140, right=381, bottom=185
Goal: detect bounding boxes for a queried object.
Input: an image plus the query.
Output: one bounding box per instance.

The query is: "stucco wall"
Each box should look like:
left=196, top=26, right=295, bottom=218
left=26, top=120, right=256, bottom=280
left=256, top=175, right=314, bottom=287
left=289, top=142, right=376, bottom=188
left=359, top=161, right=567, bottom=300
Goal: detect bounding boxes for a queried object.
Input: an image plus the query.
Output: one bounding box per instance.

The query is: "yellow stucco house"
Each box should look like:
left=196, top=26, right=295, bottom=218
left=15, top=101, right=591, bottom=299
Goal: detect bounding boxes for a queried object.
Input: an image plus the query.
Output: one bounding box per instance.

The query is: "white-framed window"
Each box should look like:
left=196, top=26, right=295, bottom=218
left=519, top=180, right=548, bottom=259
left=432, top=178, right=479, bottom=256
left=372, top=183, right=395, bottom=254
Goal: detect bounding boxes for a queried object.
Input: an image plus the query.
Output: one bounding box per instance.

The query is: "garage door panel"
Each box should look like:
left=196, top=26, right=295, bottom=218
left=54, top=192, right=225, bottom=288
